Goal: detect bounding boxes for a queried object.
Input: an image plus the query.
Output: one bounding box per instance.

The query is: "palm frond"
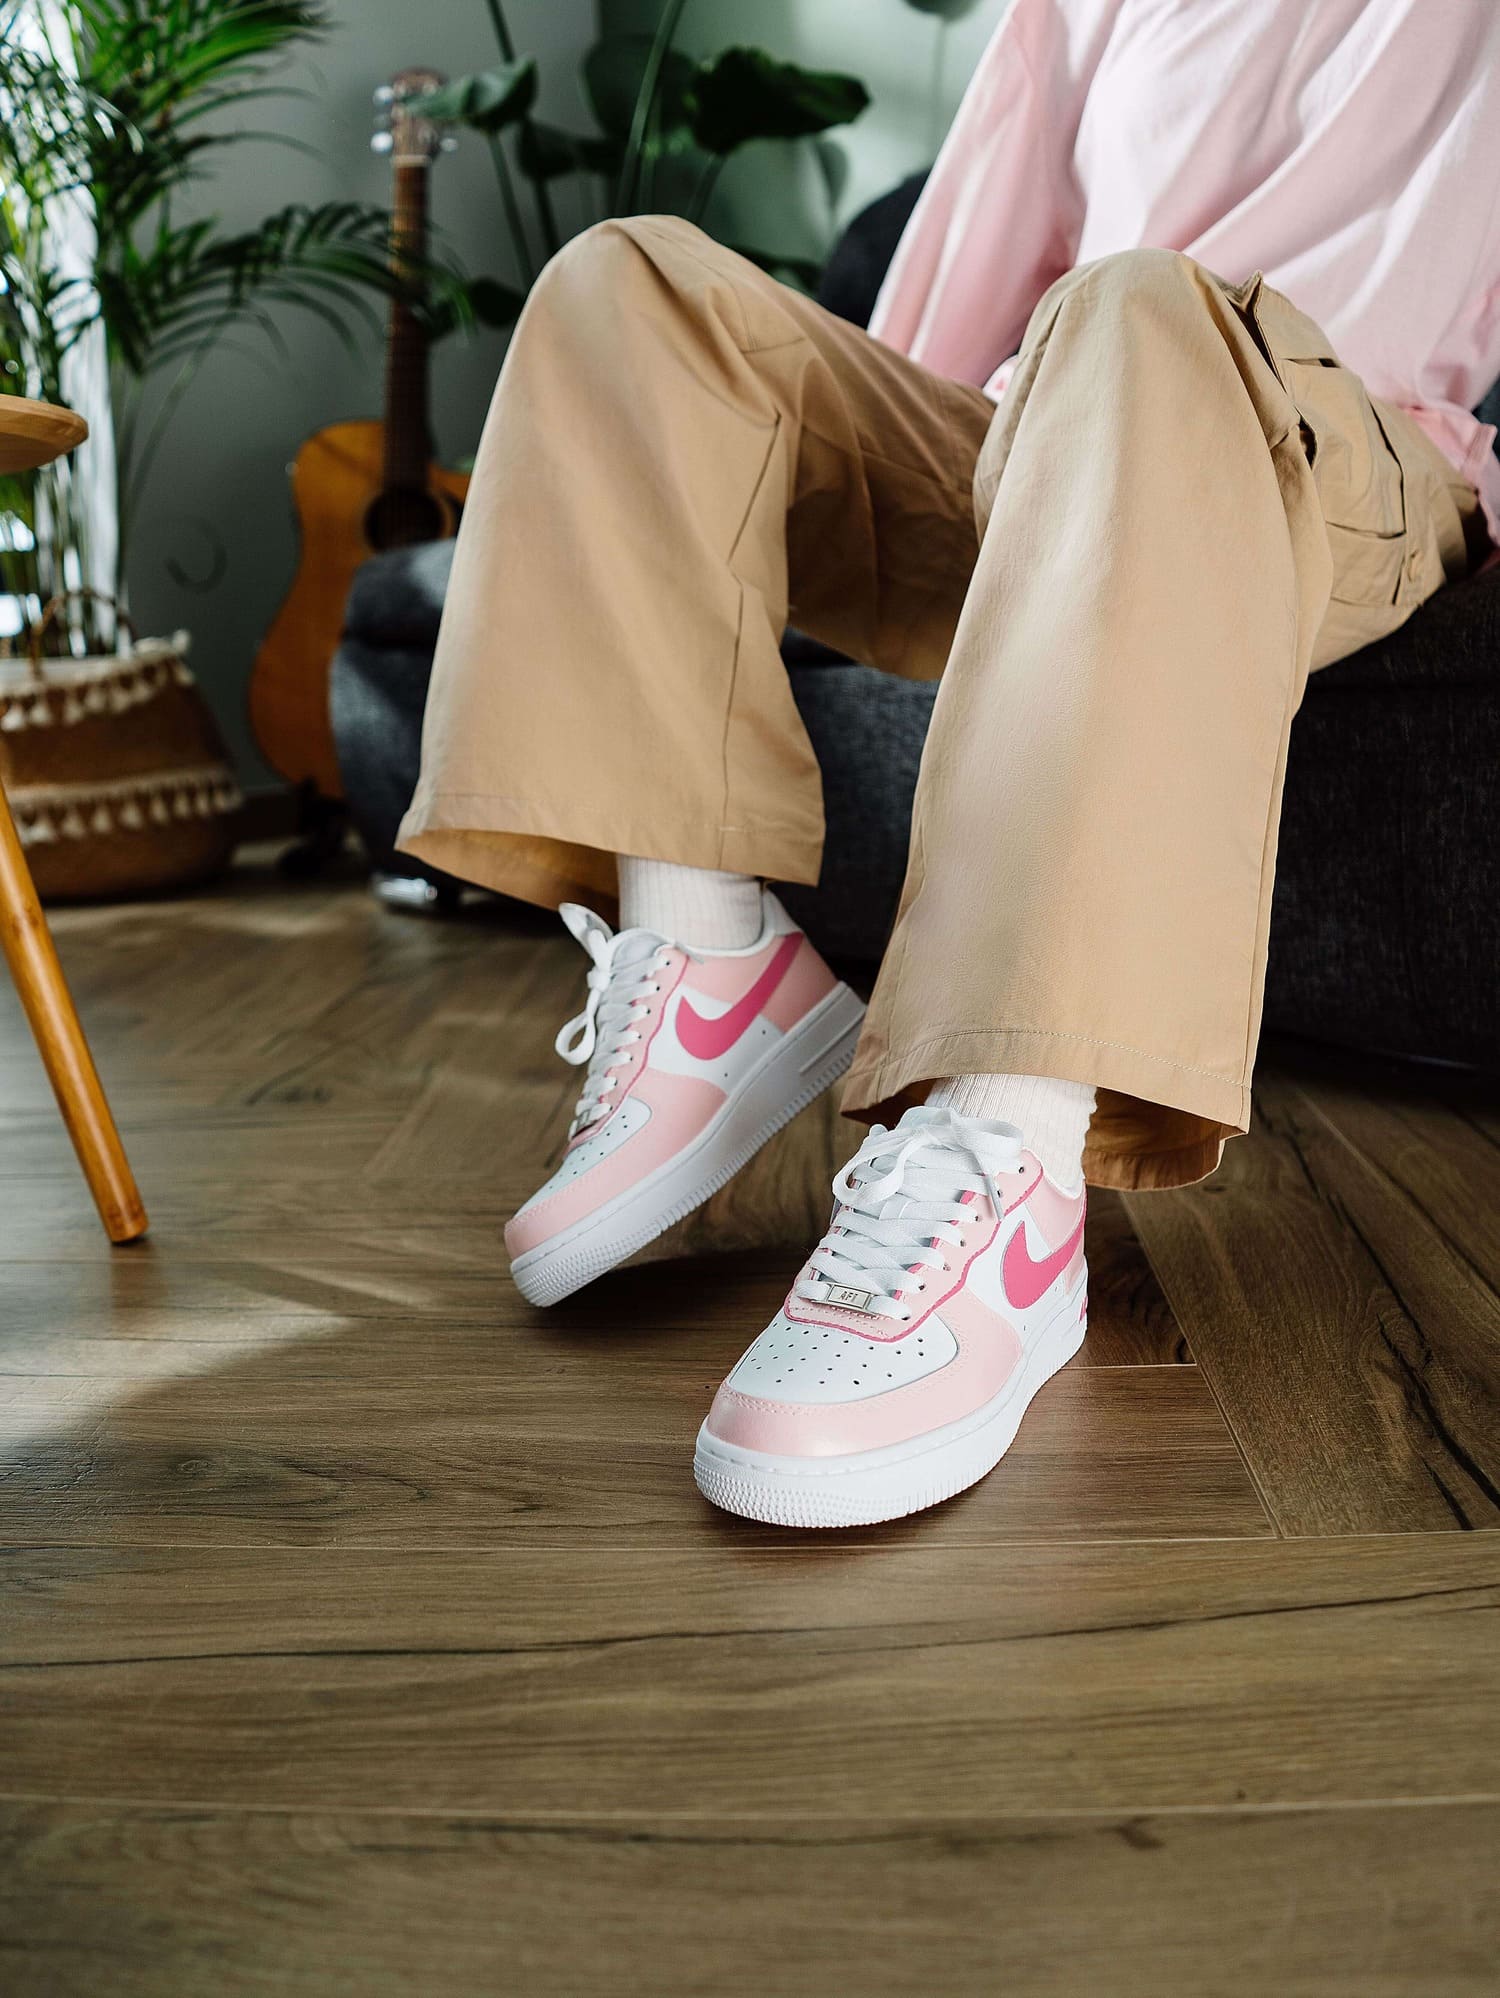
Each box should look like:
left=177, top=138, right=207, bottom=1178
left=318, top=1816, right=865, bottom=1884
left=70, top=0, right=329, bottom=228
left=3, top=0, right=475, bottom=604
left=99, top=202, right=408, bottom=377
left=0, top=36, right=137, bottom=207
left=77, top=0, right=329, bottom=115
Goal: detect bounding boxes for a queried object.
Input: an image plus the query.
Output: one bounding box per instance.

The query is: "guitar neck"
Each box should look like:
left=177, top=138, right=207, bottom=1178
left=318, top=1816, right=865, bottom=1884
left=382, top=159, right=431, bottom=493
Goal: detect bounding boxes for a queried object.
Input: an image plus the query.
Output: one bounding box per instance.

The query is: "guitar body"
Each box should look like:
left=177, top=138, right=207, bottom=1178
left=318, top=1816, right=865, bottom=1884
left=250, top=73, right=468, bottom=804
left=250, top=420, right=467, bottom=797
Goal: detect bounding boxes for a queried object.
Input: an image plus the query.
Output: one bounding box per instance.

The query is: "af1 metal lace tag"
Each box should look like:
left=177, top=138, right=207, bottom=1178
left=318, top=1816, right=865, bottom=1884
left=826, top=1284, right=877, bottom=1311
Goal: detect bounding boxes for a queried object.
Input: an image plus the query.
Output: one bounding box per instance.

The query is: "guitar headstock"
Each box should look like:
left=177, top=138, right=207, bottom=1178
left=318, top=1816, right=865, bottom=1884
left=372, top=69, right=451, bottom=166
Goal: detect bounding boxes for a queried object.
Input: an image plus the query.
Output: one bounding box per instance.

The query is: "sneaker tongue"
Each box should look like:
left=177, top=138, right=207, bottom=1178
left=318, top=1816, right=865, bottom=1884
left=900, top=1102, right=1025, bottom=1145
left=852, top=1105, right=1024, bottom=1210
left=611, top=926, right=666, bottom=969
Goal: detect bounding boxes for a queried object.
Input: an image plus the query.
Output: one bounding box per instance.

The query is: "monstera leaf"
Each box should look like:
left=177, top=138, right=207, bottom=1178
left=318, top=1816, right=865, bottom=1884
left=902, top=0, right=988, bottom=17
left=519, top=119, right=622, bottom=182
left=583, top=35, right=699, bottom=155
left=412, top=59, right=538, bottom=136
left=582, top=36, right=868, bottom=167
left=418, top=273, right=528, bottom=342
left=689, top=48, right=870, bottom=156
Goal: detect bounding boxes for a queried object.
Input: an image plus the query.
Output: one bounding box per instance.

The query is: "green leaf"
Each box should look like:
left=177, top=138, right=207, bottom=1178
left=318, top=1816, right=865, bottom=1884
left=689, top=48, right=870, bottom=157
left=583, top=34, right=696, bottom=147
left=97, top=202, right=412, bottom=378
left=410, top=60, right=538, bottom=136
left=79, top=0, right=330, bottom=123
left=518, top=119, right=622, bottom=182
left=419, top=274, right=528, bottom=342
left=469, top=275, right=528, bottom=325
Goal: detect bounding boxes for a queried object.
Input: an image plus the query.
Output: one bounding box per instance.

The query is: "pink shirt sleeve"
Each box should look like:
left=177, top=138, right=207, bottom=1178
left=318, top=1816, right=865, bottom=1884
left=868, top=0, right=1101, bottom=389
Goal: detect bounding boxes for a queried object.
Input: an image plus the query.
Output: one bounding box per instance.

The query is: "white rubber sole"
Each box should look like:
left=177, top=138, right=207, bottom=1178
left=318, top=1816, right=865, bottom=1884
left=693, top=1279, right=1088, bottom=1528
left=510, top=982, right=866, bottom=1307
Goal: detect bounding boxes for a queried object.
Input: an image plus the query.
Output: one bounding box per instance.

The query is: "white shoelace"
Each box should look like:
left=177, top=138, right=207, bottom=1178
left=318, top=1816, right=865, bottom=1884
left=795, top=1109, right=1025, bottom=1323
left=553, top=903, right=673, bottom=1140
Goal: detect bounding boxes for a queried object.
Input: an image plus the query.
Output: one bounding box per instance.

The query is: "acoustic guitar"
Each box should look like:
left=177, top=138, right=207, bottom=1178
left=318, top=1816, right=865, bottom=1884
left=250, top=70, right=469, bottom=800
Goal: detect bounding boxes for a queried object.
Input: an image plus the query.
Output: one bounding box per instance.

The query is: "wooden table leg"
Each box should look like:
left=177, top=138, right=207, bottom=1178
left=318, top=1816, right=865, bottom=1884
left=0, top=782, right=148, bottom=1243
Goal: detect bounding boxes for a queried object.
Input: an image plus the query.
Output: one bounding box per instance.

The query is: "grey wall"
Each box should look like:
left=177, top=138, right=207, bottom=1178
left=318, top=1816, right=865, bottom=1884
left=125, top=0, right=599, bottom=787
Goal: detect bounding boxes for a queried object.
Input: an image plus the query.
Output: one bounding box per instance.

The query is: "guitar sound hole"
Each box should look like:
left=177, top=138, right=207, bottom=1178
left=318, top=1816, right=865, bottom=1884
left=364, top=485, right=447, bottom=551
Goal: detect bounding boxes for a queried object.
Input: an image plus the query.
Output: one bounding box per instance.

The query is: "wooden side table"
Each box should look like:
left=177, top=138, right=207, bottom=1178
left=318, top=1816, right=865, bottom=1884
left=1, top=396, right=148, bottom=1242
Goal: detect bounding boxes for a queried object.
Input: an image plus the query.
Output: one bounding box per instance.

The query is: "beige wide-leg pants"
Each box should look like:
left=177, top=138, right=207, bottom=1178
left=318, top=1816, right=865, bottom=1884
left=399, top=218, right=1480, bottom=1189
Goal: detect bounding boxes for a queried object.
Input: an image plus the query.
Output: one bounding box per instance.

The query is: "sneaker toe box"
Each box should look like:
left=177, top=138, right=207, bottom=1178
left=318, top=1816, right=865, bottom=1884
left=704, top=1308, right=967, bottom=1459
left=504, top=1100, right=650, bottom=1259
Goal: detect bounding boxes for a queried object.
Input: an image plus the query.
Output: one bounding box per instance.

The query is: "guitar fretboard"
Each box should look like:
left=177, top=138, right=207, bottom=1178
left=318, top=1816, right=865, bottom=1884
left=382, top=159, right=431, bottom=497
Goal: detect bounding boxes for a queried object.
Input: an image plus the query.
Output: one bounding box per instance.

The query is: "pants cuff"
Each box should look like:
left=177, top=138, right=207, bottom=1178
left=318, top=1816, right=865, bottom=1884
left=397, top=787, right=825, bottom=911
left=841, top=1025, right=1247, bottom=1191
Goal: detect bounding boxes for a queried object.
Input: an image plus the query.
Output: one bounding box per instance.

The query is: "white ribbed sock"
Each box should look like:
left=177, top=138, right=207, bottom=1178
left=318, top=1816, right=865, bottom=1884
left=927, top=1073, right=1095, bottom=1191
left=616, top=856, right=763, bottom=949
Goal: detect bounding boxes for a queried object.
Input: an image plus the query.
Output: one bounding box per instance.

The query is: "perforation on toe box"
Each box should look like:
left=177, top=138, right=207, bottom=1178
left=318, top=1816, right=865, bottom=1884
left=724, top=1309, right=958, bottom=1406
left=521, top=1097, right=649, bottom=1211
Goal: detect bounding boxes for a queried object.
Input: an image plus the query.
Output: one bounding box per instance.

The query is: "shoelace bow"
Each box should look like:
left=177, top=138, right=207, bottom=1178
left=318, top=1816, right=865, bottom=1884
left=553, top=903, right=675, bottom=1140
left=795, top=1110, right=1025, bottom=1323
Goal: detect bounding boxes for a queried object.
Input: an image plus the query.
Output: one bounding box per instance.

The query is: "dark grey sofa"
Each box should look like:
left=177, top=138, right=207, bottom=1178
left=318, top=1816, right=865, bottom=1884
left=332, top=180, right=1500, bottom=1071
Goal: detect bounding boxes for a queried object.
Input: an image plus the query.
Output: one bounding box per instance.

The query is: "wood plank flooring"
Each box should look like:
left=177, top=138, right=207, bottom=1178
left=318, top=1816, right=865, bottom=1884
left=2, top=854, right=1497, bottom=1993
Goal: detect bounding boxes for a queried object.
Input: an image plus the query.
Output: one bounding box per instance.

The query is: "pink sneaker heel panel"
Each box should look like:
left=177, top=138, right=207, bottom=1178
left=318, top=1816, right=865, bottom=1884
left=761, top=936, right=839, bottom=1032
left=1023, top=1172, right=1088, bottom=1247
left=1062, top=1237, right=1087, bottom=1295
left=680, top=936, right=786, bottom=1003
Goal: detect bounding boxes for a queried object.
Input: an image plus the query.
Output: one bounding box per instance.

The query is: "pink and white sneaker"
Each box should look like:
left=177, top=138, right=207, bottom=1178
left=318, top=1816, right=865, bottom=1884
left=506, top=893, right=864, bottom=1306
left=694, top=1106, right=1088, bottom=1527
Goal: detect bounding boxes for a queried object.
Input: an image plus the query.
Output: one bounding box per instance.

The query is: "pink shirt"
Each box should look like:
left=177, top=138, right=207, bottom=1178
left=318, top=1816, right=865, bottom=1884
left=870, top=0, right=1500, bottom=537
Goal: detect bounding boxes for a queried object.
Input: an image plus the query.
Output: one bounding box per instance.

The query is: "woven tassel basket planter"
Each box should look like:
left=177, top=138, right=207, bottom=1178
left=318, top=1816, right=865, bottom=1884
left=0, top=596, right=242, bottom=901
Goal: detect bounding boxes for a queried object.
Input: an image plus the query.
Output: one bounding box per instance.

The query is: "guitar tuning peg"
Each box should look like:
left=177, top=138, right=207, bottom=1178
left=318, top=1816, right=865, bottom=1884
left=440, top=134, right=459, bottom=152
left=370, top=130, right=394, bottom=154
left=372, top=83, right=395, bottom=104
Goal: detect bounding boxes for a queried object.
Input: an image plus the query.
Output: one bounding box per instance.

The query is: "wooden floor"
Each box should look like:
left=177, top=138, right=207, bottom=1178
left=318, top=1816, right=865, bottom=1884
left=3, top=853, right=1498, bottom=1994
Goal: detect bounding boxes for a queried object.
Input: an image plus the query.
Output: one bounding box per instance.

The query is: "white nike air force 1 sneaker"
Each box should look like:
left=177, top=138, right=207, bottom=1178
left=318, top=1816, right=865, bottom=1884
left=695, top=1106, right=1088, bottom=1527
left=507, top=892, right=865, bottom=1306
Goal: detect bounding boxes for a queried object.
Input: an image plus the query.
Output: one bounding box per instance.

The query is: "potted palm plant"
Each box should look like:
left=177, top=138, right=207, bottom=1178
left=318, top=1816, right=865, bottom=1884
left=0, top=0, right=437, bottom=894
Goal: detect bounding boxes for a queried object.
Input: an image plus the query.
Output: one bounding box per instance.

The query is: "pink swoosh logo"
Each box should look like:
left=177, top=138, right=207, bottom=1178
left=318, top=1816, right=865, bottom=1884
left=1002, top=1205, right=1086, bottom=1311
left=676, top=934, right=802, bottom=1062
